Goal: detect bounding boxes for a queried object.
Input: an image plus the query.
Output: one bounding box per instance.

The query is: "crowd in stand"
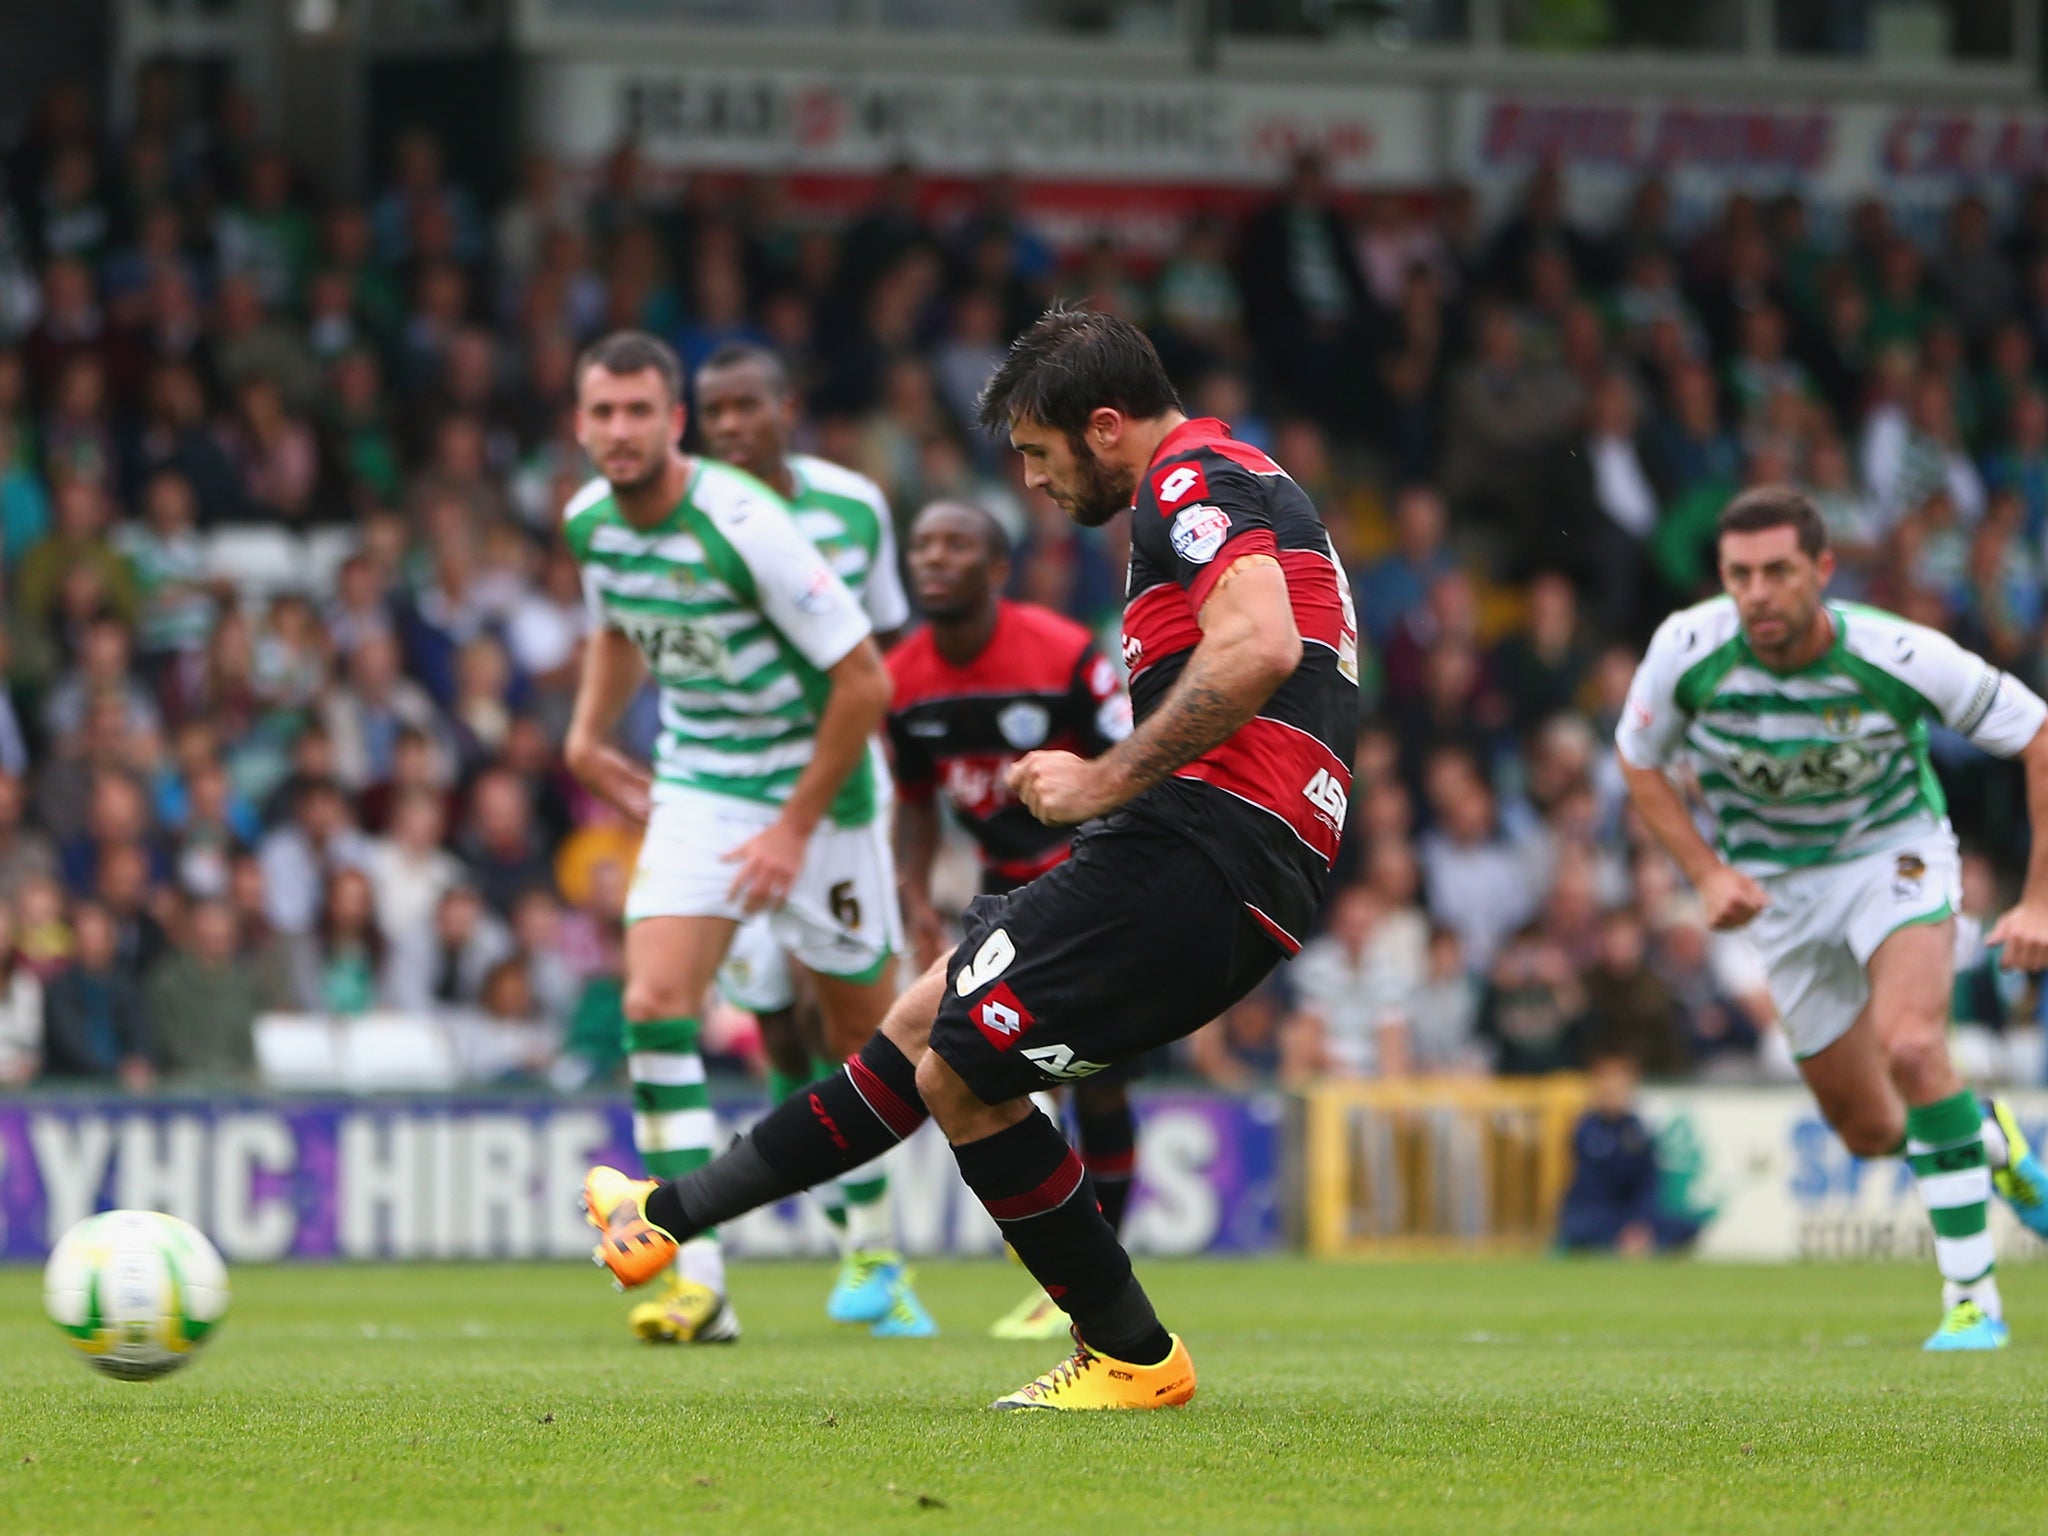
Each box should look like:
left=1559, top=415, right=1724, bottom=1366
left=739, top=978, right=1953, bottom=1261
left=0, top=66, right=2044, bottom=1092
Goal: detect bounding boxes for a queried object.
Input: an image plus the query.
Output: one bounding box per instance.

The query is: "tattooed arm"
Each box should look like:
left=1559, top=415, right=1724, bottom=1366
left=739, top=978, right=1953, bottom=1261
left=1007, top=553, right=1302, bottom=826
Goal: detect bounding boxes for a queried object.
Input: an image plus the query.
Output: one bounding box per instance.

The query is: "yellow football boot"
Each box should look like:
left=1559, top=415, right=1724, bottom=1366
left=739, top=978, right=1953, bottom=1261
left=991, top=1332, right=1196, bottom=1411
left=989, top=1286, right=1071, bottom=1340
left=581, top=1166, right=678, bottom=1289
left=628, top=1277, right=742, bottom=1344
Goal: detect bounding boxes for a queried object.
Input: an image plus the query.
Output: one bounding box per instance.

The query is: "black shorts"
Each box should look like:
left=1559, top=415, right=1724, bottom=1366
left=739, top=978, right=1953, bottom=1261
left=930, top=812, right=1285, bottom=1105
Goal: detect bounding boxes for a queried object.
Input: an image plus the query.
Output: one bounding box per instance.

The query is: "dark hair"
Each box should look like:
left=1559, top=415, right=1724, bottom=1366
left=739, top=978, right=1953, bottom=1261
left=976, top=304, right=1181, bottom=442
left=696, top=342, right=788, bottom=395
left=576, top=330, right=682, bottom=405
left=1717, top=486, right=1827, bottom=558
left=911, top=498, right=1010, bottom=562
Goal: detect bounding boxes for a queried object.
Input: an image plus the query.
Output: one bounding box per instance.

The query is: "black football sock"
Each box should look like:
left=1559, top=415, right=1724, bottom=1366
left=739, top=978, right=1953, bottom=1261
left=1075, top=1095, right=1138, bottom=1237
left=952, top=1110, right=1172, bottom=1366
left=644, top=1033, right=928, bottom=1241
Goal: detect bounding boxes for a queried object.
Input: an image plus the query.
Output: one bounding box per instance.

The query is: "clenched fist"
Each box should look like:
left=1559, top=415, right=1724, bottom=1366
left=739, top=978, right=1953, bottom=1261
left=1006, top=750, right=1119, bottom=827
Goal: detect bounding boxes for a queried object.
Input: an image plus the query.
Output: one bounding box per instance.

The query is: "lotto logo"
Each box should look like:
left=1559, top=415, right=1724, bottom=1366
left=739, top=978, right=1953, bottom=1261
left=1151, top=460, right=1208, bottom=509
left=972, top=982, right=1034, bottom=1051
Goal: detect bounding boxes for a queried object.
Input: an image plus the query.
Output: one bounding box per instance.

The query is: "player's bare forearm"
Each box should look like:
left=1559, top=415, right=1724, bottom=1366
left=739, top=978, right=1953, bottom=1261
left=1986, top=722, right=2048, bottom=969
left=2014, top=724, right=2048, bottom=906
left=777, top=638, right=891, bottom=837
left=1096, top=555, right=1301, bottom=805
left=565, top=630, right=653, bottom=819
left=896, top=797, right=941, bottom=910
left=1617, top=753, right=1721, bottom=886
left=565, top=629, right=646, bottom=762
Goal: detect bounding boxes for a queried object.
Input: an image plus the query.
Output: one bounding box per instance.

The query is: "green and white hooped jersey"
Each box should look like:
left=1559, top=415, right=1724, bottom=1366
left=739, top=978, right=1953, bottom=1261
left=1617, top=596, right=2047, bottom=877
left=785, top=453, right=909, bottom=636
left=565, top=459, right=878, bottom=825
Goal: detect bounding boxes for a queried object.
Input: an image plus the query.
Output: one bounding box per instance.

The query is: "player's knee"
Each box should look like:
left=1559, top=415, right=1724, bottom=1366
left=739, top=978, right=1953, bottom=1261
left=622, top=976, right=697, bottom=1024
left=820, top=1009, right=880, bottom=1063
left=1834, top=1111, right=1904, bottom=1159
left=1880, top=1024, right=1955, bottom=1099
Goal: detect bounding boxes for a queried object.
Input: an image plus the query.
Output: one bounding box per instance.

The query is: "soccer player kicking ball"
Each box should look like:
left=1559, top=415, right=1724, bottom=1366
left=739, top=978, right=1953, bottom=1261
left=887, top=499, right=1140, bottom=1340
left=583, top=306, right=1360, bottom=1408
left=1618, top=487, right=2048, bottom=1351
left=563, top=332, right=913, bottom=1346
left=692, top=342, right=935, bottom=1339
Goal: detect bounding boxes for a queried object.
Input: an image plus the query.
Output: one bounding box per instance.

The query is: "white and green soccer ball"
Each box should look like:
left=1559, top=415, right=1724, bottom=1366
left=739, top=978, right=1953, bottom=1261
left=44, top=1210, right=230, bottom=1380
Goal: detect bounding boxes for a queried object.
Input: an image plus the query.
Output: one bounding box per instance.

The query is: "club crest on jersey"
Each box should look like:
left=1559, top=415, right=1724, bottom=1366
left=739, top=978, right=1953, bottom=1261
left=1170, top=503, right=1232, bottom=565
left=1893, top=853, right=1926, bottom=898
left=1822, top=702, right=1862, bottom=736
left=996, top=701, right=1051, bottom=749
left=1151, top=460, right=1208, bottom=509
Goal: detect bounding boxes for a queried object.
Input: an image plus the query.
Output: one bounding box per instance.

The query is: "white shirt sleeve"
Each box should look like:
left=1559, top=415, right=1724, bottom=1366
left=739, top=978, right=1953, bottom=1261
left=581, top=568, right=618, bottom=631
left=1866, top=617, right=2048, bottom=759
left=715, top=490, right=873, bottom=672
left=1614, top=611, right=1699, bottom=770
left=862, top=501, right=912, bottom=635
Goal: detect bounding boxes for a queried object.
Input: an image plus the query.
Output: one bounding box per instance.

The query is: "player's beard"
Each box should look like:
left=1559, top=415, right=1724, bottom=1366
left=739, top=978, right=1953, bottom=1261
left=602, top=440, right=669, bottom=496
left=1062, top=436, right=1136, bottom=528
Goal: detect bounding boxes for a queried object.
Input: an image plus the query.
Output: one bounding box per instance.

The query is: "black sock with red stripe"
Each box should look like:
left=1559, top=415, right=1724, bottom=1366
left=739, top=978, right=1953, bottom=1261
left=952, top=1110, right=1171, bottom=1366
left=644, top=1033, right=927, bottom=1241
left=1074, top=1094, right=1137, bottom=1236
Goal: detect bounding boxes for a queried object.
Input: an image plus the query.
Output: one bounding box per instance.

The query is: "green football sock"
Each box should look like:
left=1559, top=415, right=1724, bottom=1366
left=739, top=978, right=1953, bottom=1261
left=1905, top=1091, right=1993, bottom=1294
left=626, top=1017, right=717, bottom=1243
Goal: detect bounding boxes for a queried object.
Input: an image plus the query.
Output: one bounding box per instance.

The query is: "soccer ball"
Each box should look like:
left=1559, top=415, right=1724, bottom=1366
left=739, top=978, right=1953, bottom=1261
left=44, top=1210, right=230, bottom=1380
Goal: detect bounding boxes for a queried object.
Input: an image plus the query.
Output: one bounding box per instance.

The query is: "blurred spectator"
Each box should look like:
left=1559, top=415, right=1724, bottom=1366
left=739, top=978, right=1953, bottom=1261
left=1240, top=151, right=1374, bottom=429
left=1419, top=751, right=1545, bottom=969
left=0, top=770, right=57, bottom=900
left=1442, top=303, right=1583, bottom=551
left=367, top=786, right=462, bottom=941
left=1188, top=979, right=1293, bottom=1090
left=1287, top=884, right=1412, bottom=1078
left=446, top=955, right=557, bottom=1082
left=1402, top=925, right=1485, bottom=1073
left=16, top=474, right=136, bottom=638
left=1581, top=908, right=1690, bottom=1077
left=1477, top=922, right=1587, bottom=1075
left=321, top=631, right=444, bottom=792
left=1491, top=574, right=1592, bottom=737
left=0, top=902, right=43, bottom=1084
left=291, top=865, right=388, bottom=1016
left=256, top=778, right=370, bottom=936
left=42, top=900, right=150, bottom=1086
left=510, top=886, right=579, bottom=1027
left=389, top=881, right=514, bottom=1015
left=458, top=766, right=553, bottom=916
left=1557, top=1052, right=1700, bottom=1254
left=142, top=899, right=261, bottom=1081
left=116, top=468, right=216, bottom=678
left=1355, top=484, right=1455, bottom=650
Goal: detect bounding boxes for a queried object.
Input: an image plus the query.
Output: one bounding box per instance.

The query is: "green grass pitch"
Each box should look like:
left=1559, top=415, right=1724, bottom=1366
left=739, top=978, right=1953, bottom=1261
left=4, top=1256, right=2046, bottom=1534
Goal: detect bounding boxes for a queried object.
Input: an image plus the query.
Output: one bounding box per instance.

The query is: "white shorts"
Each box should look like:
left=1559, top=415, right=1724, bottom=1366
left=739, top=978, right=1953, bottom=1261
left=719, top=914, right=796, bottom=1014
left=626, top=783, right=902, bottom=985
left=1744, top=831, right=1961, bottom=1060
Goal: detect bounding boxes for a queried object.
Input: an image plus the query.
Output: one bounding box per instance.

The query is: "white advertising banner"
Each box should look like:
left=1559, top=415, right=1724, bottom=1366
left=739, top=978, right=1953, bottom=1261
left=1639, top=1087, right=2048, bottom=1265
left=1452, top=89, right=2048, bottom=232
left=529, top=60, right=1435, bottom=186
